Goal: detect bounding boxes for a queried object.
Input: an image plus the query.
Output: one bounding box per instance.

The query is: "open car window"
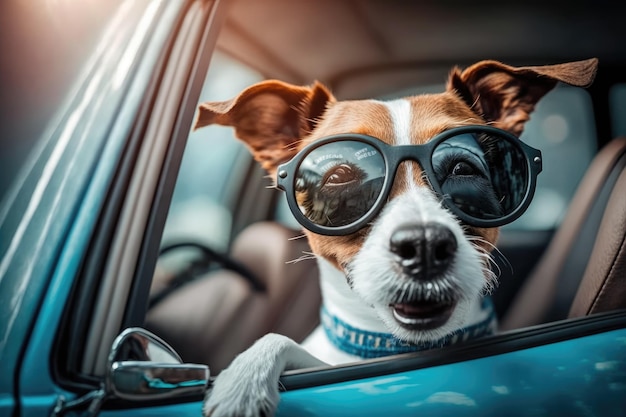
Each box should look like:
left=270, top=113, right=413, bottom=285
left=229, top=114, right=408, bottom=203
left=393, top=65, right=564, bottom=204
left=153, top=48, right=626, bottom=414
left=153, top=50, right=608, bottom=375
left=161, top=51, right=262, bottom=254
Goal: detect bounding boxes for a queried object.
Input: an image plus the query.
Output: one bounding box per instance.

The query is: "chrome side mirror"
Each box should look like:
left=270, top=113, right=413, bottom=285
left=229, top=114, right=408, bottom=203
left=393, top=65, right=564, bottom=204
left=107, top=327, right=209, bottom=400
left=52, top=328, right=209, bottom=416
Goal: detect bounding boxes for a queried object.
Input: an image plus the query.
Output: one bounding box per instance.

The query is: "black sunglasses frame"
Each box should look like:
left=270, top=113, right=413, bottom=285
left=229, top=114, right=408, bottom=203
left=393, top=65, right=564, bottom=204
left=276, top=125, right=543, bottom=236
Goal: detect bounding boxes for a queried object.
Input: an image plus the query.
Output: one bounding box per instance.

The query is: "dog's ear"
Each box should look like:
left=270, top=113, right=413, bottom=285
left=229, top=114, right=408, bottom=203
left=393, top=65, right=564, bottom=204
left=194, top=80, right=334, bottom=172
left=447, top=58, right=598, bottom=136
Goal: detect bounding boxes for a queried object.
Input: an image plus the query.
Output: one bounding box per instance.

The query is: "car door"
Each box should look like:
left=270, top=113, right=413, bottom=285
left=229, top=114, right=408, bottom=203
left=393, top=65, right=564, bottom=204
left=1, top=1, right=228, bottom=416
left=275, top=311, right=626, bottom=417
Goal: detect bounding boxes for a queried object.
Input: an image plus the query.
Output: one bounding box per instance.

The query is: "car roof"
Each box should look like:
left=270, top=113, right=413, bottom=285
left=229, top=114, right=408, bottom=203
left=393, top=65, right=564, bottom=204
left=216, top=0, right=626, bottom=99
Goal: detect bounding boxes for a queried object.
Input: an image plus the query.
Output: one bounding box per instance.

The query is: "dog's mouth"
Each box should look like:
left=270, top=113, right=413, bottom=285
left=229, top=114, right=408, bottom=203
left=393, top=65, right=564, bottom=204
left=390, top=299, right=456, bottom=330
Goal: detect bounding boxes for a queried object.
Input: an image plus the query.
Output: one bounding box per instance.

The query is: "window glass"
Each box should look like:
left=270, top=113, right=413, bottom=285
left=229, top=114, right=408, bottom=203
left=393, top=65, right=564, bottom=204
left=0, top=0, right=124, bottom=205
left=511, top=85, right=596, bottom=230
left=609, top=83, right=626, bottom=138
left=160, top=52, right=262, bottom=252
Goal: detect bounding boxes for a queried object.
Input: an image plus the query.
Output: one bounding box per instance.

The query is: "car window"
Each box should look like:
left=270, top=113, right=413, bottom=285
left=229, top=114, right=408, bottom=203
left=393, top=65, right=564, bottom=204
left=510, top=84, right=597, bottom=230
left=610, top=83, right=626, bottom=138
left=0, top=0, right=123, bottom=211
left=160, top=52, right=262, bottom=252
left=276, top=84, right=597, bottom=232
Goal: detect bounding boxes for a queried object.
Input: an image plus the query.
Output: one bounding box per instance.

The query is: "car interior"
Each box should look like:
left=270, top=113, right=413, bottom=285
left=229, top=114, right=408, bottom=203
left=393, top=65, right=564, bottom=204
left=144, top=0, right=626, bottom=375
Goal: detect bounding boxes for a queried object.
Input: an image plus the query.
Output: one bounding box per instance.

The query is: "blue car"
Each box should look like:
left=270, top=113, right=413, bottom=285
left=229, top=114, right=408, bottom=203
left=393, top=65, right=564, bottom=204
left=1, top=1, right=625, bottom=416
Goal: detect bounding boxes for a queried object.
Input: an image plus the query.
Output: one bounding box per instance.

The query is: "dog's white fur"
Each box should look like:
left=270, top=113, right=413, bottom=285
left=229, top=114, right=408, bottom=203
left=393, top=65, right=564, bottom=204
left=344, top=99, right=488, bottom=346
left=197, top=59, right=598, bottom=417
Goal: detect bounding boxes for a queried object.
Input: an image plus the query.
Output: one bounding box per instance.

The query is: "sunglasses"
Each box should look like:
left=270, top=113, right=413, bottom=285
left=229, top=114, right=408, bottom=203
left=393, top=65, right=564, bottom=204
left=276, top=125, right=542, bottom=236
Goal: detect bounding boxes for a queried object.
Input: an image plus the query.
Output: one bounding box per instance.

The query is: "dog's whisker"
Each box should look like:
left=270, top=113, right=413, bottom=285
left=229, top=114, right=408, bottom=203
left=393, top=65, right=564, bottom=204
left=394, top=282, right=412, bottom=304
left=282, top=137, right=311, bottom=151
left=286, top=250, right=318, bottom=264
left=393, top=277, right=460, bottom=304
left=470, top=247, right=500, bottom=289
left=467, top=236, right=509, bottom=265
left=473, top=243, right=500, bottom=276
left=288, top=234, right=308, bottom=241
left=286, top=253, right=317, bottom=264
left=481, top=269, right=499, bottom=296
left=467, top=235, right=494, bottom=251
left=470, top=236, right=513, bottom=276
left=457, top=117, right=484, bottom=125
left=465, top=235, right=504, bottom=293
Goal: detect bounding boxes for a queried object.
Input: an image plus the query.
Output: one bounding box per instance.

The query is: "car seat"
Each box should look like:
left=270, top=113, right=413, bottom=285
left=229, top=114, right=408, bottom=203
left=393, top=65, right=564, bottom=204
left=502, top=137, right=626, bottom=329
left=145, top=222, right=321, bottom=373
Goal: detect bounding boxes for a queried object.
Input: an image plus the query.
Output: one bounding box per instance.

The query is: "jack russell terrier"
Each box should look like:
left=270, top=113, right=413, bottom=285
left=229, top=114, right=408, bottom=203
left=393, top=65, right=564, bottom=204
left=193, top=58, right=598, bottom=417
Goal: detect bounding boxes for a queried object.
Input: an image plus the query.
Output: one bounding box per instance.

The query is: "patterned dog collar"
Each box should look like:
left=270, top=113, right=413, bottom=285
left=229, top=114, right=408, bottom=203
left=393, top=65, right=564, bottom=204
left=321, top=297, right=497, bottom=359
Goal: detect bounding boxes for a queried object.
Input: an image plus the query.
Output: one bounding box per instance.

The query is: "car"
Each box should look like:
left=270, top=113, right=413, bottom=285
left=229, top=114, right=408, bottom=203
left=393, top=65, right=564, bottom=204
left=1, top=0, right=625, bottom=416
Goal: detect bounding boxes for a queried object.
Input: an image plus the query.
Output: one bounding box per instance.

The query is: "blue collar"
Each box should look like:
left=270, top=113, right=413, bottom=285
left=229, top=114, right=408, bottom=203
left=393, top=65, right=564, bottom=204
left=321, top=297, right=497, bottom=359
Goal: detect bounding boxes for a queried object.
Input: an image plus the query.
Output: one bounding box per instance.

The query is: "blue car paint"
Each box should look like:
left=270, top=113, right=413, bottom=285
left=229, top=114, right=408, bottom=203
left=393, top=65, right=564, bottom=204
left=99, top=403, right=205, bottom=417
left=6, top=1, right=187, bottom=416
left=277, top=328, right=626, bottom=417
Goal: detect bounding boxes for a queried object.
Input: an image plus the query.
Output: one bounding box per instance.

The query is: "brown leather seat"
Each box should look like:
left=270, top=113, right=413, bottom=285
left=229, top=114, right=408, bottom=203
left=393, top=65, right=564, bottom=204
left=502, top=137, right=626, bottom=330
left=145, top=222, right=320, bottom=373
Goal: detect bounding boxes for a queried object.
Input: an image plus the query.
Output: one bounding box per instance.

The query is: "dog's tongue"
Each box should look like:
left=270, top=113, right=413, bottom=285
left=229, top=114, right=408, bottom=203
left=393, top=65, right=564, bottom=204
left=391, top=300, right=455, bottom=330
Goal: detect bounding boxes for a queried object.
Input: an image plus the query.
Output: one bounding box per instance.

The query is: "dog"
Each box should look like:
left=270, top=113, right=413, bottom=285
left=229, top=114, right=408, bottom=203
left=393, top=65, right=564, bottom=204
left=193, top=58, right=598, bottom=417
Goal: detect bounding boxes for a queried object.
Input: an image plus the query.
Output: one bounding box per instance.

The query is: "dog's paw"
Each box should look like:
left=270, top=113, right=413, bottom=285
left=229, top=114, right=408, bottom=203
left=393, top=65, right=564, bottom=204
left=202, top=333, right=326, bottom=417
left=202, top=365, right=279, bottom=417
left=202, top=337, right=283, bottom=417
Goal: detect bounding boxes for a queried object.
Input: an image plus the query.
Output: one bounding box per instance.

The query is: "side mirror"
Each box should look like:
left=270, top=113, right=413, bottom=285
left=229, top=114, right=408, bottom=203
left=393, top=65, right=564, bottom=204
left=106, top=327, right=209, bottom=400
left=52, top=328, right=209, bottom=416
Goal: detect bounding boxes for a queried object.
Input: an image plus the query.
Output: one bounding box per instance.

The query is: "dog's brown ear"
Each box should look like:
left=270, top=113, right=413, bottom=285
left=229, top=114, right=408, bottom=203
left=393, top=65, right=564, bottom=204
left=194, top=80, right=334, bottom=172
left=447, top=58, right=598, bottom=136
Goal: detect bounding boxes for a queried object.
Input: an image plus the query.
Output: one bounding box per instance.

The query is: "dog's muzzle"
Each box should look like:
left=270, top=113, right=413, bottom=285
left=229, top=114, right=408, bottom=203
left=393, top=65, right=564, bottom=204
left=389, top=222, right=459, bottom=331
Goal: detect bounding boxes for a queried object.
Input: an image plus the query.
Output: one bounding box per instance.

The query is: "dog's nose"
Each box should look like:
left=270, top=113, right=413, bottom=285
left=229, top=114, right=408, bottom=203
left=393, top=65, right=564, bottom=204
left=390, top=223, right=457, bottom=280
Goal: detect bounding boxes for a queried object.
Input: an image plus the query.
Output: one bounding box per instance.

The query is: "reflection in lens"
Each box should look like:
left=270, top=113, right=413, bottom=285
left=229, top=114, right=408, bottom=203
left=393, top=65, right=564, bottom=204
left=295, top=141, right=384, bottom=227
left=432, top=132, right=528, bottom=220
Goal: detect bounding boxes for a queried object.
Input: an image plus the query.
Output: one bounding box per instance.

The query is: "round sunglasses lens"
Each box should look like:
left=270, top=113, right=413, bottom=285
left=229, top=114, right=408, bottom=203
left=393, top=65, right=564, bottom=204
left=432, top=132, right=529, bottom=221
left=295, top=141, right=385, bottom=227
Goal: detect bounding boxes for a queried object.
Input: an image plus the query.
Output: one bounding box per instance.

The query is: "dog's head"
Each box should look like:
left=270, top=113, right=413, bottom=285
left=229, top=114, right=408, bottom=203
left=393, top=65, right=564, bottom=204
left=195, top=59, right=597, bottom=343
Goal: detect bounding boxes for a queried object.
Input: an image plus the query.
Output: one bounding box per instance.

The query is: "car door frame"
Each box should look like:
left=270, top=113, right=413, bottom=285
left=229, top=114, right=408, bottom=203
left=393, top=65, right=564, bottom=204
left=11, top=0, right=230, bottom=416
